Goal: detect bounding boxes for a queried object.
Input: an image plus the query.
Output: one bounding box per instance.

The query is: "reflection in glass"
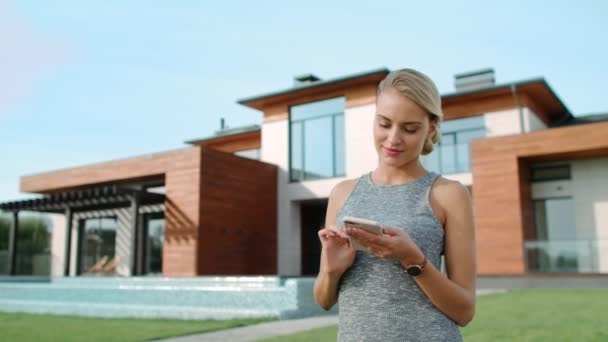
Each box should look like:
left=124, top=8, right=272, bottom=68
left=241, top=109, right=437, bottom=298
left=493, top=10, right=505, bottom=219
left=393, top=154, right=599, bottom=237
left=334, top=115, right=345, bottom=176
left=80, top=217, right=117, bottom=275
left=304, top=116, right=333, bottom=179
left=16, top=213, right=51, bottom=276
left=290, top=97, right=345, bottom=181
left=528, top=197, right=580, bottom=272
left=422, top=117, right=485, bottom=174
left=0, top=213, right=9, bottom=275
left=290, top=121, right=303, bottom=180
left=146, top=215, right=165, bottom=274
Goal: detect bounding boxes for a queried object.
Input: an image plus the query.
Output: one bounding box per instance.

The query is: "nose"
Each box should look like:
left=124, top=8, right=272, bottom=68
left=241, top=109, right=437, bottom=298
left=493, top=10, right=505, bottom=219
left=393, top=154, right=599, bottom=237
left=387, top=127, right=401, bottom=146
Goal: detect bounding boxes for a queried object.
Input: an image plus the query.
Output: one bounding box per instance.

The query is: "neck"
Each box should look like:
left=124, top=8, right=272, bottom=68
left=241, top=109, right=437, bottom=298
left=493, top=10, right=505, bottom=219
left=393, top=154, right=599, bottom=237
left=373, top=160, right=427, bottom=185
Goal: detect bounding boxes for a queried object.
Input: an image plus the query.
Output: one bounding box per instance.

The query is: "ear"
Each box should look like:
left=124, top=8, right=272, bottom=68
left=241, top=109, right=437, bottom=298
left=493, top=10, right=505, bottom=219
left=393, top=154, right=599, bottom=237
left=426, top=117, right=437, bottom=139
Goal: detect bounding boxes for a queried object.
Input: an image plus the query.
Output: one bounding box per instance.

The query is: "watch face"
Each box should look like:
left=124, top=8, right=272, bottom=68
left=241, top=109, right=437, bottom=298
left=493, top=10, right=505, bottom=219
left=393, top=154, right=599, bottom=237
left=407, top=266, right=423, bottom=276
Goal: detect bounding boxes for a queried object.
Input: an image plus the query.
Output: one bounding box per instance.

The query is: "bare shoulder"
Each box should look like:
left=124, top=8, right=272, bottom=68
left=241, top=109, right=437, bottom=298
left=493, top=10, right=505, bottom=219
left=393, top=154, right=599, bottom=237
left=431, top=177, right=471, bottom=204
left=325, top=178, right=359, bottom=227
left=330, top=178, right=359, bottom=205
left=429, top=177, right=472, bottom=224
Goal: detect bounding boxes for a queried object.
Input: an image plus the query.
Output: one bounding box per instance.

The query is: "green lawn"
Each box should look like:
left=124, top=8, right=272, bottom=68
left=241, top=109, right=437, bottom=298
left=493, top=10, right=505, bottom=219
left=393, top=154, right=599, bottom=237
left=0, top=312, right=272, bottom=342
left=260, top=289, right=608, bottom=342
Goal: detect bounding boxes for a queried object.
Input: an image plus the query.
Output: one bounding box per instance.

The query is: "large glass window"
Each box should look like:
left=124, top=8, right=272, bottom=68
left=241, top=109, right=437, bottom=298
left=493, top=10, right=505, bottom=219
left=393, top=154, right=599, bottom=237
left=0, top=212, right=52, bottom=276
left=79, top=217, right=117, bottom=275
left=423, top=116, right=485, bottom=174
left=290, top=97, right=345, bottom=181
left=144, top=213, right=165, bottom=275
left=0, top=213, right=10, bottom=275
left=527, top=197, right=580, bottom=272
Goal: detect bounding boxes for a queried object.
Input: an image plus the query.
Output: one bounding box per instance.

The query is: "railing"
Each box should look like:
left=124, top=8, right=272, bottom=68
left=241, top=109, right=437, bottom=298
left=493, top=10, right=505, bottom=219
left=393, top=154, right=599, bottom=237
left=524, top=239, right=607, bottom=273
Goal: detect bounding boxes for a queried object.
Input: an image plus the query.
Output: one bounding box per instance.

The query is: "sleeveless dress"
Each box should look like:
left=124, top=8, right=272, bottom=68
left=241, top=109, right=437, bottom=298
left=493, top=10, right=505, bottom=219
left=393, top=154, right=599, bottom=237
left=335, top=171, right=463, bottom=342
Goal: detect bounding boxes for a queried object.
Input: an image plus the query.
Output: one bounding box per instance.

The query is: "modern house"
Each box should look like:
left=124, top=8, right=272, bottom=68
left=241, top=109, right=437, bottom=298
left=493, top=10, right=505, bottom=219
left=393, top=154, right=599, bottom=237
left=2, top=67, right=607, bottom=280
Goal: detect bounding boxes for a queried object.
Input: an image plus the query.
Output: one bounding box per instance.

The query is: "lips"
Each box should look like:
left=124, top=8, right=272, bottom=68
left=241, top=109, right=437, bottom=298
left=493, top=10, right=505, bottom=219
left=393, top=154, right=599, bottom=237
left=384, top=147, right=403, bottom=156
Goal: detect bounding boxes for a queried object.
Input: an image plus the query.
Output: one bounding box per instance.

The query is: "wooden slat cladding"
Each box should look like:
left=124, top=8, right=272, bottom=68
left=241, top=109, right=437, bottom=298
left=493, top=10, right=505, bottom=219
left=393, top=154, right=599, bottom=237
left=198, top=147, right=277, bottom=275
left=472, top=121, right=608, bottom=275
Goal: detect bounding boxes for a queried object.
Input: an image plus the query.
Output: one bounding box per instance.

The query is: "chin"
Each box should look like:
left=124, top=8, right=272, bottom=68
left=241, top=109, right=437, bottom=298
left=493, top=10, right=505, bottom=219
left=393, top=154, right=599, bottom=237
left=380, top=155, right=418, bottom=168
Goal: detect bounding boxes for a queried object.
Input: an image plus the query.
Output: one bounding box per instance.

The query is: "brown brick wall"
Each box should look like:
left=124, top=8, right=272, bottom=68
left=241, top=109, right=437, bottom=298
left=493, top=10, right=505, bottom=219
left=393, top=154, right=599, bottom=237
left=472, top=121, right=608, bottom=275
left=198, top=148, right=277, bottom=275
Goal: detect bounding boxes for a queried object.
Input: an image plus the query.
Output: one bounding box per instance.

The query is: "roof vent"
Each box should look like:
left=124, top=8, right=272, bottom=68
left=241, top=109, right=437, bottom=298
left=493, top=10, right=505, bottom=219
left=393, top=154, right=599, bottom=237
left=293, top=73, right=321, bottom=87
left=454, top=68, right=495, bottom=92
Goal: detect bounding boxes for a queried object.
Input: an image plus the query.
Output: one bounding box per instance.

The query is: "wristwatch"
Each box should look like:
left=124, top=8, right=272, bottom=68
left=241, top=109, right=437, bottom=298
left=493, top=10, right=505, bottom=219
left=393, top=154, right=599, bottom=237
left=404, top=256, right=427, bottom=277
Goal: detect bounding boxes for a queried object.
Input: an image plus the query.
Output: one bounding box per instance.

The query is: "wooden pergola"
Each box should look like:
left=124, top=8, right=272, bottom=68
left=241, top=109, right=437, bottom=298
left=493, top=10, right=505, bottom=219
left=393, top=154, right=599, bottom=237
left=0, top=185, right=165, bottom=276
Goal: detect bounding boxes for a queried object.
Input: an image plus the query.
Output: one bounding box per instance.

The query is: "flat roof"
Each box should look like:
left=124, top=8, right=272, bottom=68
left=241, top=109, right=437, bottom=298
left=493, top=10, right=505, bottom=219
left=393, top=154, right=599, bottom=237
left=185, top=124, right=261, bottom=145
left=238, top=67, right=390, bottom=110
left=442, top=77, right=573, bottom=123
left=555, top=112, right=608, bottom=127
left=442, top=77, right=568, bottom=110
left=238, top=68, right=572, bottom=124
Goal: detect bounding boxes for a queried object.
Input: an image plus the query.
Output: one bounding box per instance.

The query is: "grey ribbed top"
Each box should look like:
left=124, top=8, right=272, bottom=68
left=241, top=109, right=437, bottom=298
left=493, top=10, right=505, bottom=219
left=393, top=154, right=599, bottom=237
left=336, top=171, right=462, bottom=342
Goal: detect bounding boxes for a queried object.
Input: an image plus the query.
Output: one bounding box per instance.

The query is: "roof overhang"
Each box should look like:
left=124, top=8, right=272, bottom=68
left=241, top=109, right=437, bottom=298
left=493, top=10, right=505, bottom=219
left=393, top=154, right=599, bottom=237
left=442, top=78, right=572, bottom=124
left=238, top=68, right=390, bottom=111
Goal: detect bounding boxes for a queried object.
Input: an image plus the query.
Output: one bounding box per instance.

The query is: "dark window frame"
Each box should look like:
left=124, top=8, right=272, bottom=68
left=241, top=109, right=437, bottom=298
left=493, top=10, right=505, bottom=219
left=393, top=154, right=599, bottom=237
left=531, top=164, right=571, bottom=182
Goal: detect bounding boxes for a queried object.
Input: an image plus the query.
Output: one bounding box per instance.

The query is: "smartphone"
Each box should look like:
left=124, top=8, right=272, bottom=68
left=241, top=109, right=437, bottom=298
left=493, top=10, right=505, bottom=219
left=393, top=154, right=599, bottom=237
left=342, top=216, right=382, bottom=251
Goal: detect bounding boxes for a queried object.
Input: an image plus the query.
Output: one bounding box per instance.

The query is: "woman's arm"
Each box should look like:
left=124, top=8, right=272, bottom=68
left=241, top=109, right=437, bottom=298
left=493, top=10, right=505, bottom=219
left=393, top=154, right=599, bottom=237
left=313, top=180, right=357, bottom=310
left=411, top=180, right=477, bottom=326
left=346, top=179, right=476, bottom=326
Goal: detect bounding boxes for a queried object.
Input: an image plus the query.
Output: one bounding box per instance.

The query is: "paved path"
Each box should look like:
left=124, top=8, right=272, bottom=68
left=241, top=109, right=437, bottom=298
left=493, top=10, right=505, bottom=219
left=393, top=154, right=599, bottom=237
left=155, top=315, right=339, bottom=342
left=155, top=289, right=505, bottom=342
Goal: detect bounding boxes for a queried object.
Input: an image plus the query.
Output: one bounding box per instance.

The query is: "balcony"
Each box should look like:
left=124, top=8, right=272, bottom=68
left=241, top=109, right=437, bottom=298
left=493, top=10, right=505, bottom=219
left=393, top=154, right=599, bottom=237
left=524, top=239, right=607, bottom=273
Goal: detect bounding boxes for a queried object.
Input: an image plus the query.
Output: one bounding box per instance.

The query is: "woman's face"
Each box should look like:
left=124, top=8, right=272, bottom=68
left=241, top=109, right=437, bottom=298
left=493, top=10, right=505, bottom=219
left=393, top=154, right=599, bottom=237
left=374, top=87, right=434, bottom=168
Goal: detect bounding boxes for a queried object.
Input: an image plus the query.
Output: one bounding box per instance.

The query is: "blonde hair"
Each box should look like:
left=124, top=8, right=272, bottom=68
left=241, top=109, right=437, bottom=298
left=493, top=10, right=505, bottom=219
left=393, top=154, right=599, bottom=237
left=377, top=69, right=443, bottom=155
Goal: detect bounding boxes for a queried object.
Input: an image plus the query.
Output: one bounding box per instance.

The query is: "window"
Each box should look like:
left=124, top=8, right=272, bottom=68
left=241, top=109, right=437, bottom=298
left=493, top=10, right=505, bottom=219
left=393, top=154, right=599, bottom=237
left=144, top=213, right=164, bottom=275
left=290, top=97, right=345, bottom=181
left=0, top=212, right=52, bottom=276
left=0, top=213, right=9, bottom=275
left=531, top=164, right=571, bottom=182
left=527, top=197, right=579, bottom=272
left=422, top=116, right=485, bottom=174
left=78, top=217, right=117, bottom=275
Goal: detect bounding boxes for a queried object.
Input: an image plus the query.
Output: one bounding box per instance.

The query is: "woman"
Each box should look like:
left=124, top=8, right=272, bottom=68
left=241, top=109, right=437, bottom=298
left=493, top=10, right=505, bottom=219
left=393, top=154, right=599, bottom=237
left=313, top=69, right=476, bottom=341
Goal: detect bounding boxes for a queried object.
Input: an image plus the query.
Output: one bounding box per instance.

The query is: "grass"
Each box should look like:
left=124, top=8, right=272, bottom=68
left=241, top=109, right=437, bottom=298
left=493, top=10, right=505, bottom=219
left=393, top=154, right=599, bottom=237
left=0, top=312, right=273, bottom=342
left=259, top=289, right=608, bottom=342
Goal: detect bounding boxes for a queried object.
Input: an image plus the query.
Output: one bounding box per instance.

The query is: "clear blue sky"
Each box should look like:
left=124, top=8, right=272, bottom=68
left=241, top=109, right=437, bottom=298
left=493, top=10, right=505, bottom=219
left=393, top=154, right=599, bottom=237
left=1, top=0, right=607, bottom=202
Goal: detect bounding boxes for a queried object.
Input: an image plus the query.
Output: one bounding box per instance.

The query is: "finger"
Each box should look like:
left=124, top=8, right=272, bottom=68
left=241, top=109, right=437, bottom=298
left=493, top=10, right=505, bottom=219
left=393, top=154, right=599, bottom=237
left=318, top=229, right=336, bottom=241
left=319, top=228, right=351, bottom=244
left=368, top=247, right=385, bottom=258
left=327, top=226, right=349, bottom=239
left=380, top=226, right=401, bottom=236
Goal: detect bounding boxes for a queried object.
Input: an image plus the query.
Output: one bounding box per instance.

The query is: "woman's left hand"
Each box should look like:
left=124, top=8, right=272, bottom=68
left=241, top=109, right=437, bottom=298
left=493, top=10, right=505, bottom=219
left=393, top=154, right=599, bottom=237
left=345, top=225, right=425, bottom=264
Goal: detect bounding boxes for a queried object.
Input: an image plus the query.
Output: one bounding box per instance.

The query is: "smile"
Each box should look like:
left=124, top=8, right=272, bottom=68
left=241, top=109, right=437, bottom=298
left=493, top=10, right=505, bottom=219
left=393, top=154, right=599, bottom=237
left=383, top=147, right=403, bottom=156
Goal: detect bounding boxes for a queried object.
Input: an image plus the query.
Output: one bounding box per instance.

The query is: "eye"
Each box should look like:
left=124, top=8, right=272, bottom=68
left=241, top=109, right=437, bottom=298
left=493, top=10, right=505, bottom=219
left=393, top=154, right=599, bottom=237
left=403, top=127, right=418, bottom=134
left=378, top=122, right=391, bottom=128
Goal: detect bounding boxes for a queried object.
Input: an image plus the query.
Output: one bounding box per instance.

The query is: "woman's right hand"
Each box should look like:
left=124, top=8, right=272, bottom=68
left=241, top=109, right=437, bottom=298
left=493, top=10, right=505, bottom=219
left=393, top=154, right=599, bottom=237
left=318, top=226, right=356, bottom=275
